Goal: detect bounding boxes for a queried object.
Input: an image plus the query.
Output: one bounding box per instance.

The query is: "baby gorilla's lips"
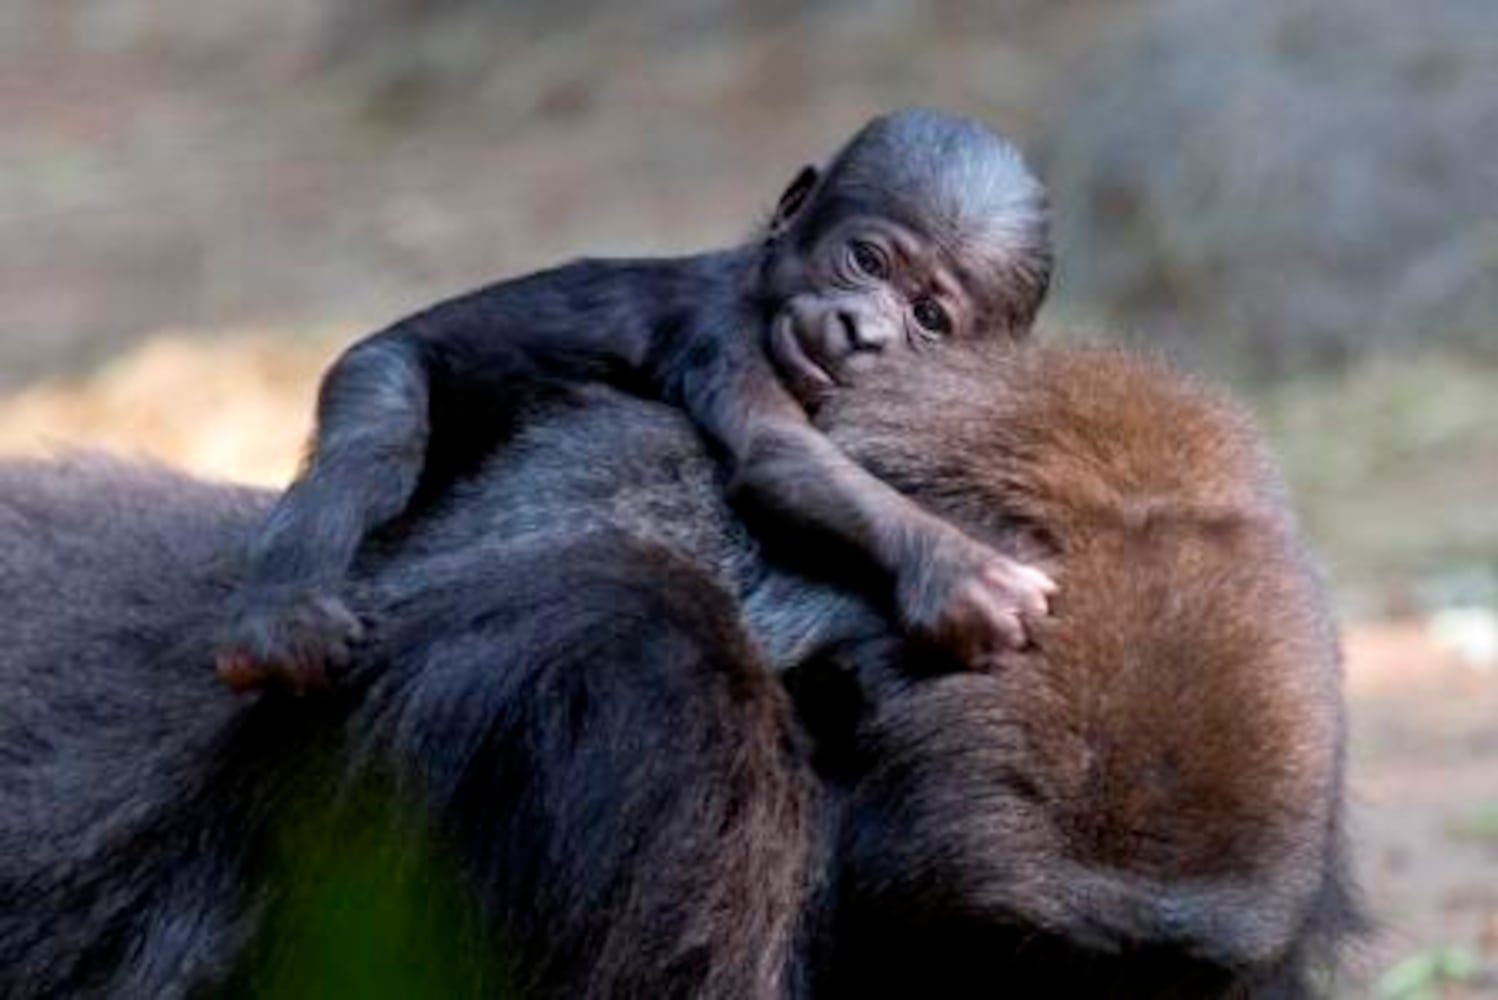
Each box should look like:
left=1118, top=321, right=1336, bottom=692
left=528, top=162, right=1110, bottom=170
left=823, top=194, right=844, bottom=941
left=769, top=313, right=837, bottom=393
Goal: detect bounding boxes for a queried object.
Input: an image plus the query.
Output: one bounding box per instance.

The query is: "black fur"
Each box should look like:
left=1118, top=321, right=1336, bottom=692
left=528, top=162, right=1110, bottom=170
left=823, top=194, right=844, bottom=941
left=220, top=109, right=1054, bottom=689
left=0, top=346, right=1357, bottom=998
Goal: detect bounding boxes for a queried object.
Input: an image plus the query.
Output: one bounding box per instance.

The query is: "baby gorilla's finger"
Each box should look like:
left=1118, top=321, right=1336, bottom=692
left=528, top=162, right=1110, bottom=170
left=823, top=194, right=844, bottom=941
left=1018, top=562, right=1059, bottom=596
left=961, top=578, right=1030, bottom=652
left=982, top=560, right=1055, bottom=620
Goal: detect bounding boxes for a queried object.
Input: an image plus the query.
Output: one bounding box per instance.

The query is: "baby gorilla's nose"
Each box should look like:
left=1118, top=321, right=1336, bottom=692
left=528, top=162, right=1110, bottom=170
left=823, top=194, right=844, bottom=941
left=837, top=310, right=886, bottom=353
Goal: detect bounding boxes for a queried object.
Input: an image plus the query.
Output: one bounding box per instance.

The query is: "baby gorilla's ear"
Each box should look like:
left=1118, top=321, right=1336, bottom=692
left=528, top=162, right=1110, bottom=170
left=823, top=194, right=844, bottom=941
left=770, top=165, right=821, bottom=236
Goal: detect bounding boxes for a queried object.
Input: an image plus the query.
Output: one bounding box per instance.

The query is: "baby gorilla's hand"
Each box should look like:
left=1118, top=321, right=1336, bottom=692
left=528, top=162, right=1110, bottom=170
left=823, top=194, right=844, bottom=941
left=897, top=524, right=1056, bottom=669
left=214, top=587, right=365, bottom=696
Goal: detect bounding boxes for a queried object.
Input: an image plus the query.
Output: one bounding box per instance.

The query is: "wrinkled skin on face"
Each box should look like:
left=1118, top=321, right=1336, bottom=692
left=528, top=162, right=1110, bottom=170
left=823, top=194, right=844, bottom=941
left=766, top=214, right=976, bottom=402
left=757, top=110, right=1050, bottom=408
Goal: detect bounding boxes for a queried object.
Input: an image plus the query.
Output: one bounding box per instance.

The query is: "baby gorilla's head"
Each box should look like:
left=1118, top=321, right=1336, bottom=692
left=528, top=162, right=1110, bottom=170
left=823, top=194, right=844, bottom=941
left=757, top=109, right=1051, bottom=405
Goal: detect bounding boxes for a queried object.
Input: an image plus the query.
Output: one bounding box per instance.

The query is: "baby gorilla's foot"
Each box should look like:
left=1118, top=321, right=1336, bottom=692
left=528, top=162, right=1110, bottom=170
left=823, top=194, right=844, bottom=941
left=899, top=527, right=1056, bottom=670
left=214, top=589, right=365, bottom=696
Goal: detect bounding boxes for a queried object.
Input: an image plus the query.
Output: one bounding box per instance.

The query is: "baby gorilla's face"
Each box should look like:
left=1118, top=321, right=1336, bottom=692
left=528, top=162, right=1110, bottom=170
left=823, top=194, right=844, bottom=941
left=763, top=214, right=977, bottom=406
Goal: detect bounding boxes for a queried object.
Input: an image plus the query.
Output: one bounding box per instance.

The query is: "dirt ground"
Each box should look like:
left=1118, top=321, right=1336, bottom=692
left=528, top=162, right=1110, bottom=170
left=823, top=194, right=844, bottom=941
left=1347, top=623, right=1498, bottom=995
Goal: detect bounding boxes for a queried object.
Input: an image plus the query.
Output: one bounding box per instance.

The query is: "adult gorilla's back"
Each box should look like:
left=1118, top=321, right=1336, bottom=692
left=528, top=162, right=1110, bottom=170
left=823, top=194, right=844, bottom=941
left=0, top=343, right=1357, bottom=998
left=0, top=425, right=808, bottom=998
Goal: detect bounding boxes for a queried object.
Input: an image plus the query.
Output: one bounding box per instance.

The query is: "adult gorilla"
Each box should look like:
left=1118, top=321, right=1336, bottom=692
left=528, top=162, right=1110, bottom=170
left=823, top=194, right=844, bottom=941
left=0, top=342, right=1358, bottom=998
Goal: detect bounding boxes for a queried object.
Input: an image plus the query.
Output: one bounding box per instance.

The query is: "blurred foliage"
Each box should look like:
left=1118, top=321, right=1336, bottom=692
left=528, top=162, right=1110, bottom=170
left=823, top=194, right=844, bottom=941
left=1375, top=946, right=1484, bottom=1000
left=1047, top=0, right=1498, bottom=377
left=0, top=0, right=1142, bottom=387
left=3, top=0, right=1490, bottom=384
left=1444, top=804, right=1498, bottom=844
left=224, top=771, right=513, bottom=999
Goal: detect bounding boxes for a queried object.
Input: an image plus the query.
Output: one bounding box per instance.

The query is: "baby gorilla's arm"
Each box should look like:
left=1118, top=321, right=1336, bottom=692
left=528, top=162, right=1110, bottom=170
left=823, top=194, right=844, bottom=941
left=215, top=263, right=672, bottom=695
left=681, top=350, right=1054, bottom=666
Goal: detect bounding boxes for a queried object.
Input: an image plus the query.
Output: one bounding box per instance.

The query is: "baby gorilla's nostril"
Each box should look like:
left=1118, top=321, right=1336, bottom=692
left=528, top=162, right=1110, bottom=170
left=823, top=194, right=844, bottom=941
left=838, top=310, right=883, bottom=353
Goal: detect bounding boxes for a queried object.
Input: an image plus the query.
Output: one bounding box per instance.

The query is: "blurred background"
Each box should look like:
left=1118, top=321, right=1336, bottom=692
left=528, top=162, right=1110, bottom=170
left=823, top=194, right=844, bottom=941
left=1, top=0, right=1494, bottom=994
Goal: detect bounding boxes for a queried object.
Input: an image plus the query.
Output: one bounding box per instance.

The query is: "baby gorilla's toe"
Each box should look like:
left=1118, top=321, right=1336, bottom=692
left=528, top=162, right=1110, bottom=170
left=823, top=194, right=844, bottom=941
left=214, top=591, right=365, bottom=696
left=214, top=648, right=270, bottom=693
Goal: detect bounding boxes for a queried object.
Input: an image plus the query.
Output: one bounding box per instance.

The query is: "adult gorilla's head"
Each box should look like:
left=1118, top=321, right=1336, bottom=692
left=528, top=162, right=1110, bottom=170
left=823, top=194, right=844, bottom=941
left=791, top=344, right=1359, bottom=996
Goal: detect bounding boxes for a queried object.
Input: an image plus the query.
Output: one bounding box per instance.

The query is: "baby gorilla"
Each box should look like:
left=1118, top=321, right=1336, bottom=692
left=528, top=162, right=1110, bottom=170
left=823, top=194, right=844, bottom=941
left=217, top=108, right=1056, bottom=693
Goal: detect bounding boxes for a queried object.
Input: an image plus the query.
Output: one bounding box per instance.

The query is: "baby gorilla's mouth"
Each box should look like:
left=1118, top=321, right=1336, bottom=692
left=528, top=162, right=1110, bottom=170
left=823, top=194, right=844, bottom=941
left=769, top=312, right=838, bottom=397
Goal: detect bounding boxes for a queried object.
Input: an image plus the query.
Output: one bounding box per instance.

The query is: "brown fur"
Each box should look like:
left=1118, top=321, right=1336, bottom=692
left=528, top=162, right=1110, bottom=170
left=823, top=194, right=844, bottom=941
left=819, top=342, right=1355, bottom=982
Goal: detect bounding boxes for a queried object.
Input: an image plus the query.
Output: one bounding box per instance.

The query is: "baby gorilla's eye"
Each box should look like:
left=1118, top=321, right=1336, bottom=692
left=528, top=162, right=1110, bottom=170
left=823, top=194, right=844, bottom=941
left=912, top=297, right=952, bottom=337
left=849, top=240, right=889, bottom=280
